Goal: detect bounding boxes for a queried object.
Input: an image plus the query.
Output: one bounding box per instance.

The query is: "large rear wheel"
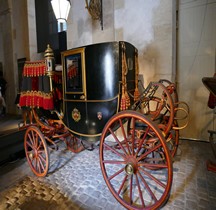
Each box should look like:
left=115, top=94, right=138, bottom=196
left=100, top=110, right=173, bottom=210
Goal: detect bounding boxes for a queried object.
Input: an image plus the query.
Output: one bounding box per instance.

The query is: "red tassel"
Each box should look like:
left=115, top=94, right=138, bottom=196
left=125, top=92, right=130, bottom=109
left=134, top=88, right=140, bottom=102
left=120, top=94, right=126, bottom=111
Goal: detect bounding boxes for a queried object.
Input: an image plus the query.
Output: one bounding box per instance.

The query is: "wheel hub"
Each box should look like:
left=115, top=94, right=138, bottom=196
left=29, top=152, right=34, bottom=159
left=125, top=163, right=134, bottom=175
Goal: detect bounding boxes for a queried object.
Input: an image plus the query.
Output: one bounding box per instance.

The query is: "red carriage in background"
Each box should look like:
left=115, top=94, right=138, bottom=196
left=19, top=42, right=189, bottom=209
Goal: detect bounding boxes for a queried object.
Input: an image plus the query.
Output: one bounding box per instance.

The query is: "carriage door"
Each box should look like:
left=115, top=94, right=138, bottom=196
left=62, top=47, right=87, bottom=135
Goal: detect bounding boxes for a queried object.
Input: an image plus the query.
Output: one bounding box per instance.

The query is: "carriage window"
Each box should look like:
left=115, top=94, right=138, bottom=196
left=65, top=53, right=83, bottom=92
left=62, top=47, right=86, bottom=96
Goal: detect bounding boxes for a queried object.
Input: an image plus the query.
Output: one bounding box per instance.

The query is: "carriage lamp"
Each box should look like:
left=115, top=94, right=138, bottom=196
left=51, top=0, right=71, bottom=23
left=44, top=44, right=55, bottom=91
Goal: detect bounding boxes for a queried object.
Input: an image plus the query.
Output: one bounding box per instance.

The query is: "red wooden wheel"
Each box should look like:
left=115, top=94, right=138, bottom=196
left=158, top=121, right=179, bottom=157
left=159, top=79, right=179, bottom=104
left=139, top=82, right=178, bottom=157
left=24, top=126, right=49, bottom=177
left=66, top=134, right=84, bottom=153
left=169, top=120, right=179, bottom=157
left=157, top=81, right=180, bottom=157
left=100, top=110, right=173, bottom=210
left=140, top=82, right=175, bottom=136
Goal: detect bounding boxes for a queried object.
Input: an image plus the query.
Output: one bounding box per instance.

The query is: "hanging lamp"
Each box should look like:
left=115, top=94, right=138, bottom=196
left=51, top=0, right=71, bottom=23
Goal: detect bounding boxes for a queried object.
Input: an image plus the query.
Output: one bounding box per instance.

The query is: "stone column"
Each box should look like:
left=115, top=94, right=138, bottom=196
left=0, top=0, right=17, bottom=114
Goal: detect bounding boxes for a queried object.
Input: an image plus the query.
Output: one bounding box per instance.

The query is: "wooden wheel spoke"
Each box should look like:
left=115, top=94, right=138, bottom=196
left=138, top=142, right=162, bottom=162
left=36, top=158, right=41, bottom=174
left=38, top=155, right=46, bottom=172
left=119, top=119, right=132, bottom=155
left=33, top=158, right=37, bottom=170
left=139, top=167, right=166, bottom=189
left=131, top=117, right=135, bottom=156
left=108, top=167, right=125, bottom=181
left=130, top=174, right=133, bottom=204
left=26, top=141, right=34, bottom=150
left=27, top=133, right=34, bottom=147
left=135, top=173, right=145, bottom=207
left=32, top=130, right=39, bottom=148
left=37, top=141, right=43, bottom=150
left=31, top=130, right=36, bottom=147
left=32, top=157, right=37, bottom=169
left=155, top=101, right=160, bottom=111
left=103, top=143, right=125, bottom=159
left=165, top=104, right=171, bottom=113
left=38, top=153, right=47, bottom=164
left=35, top=133, right=39, bottom=148
left=139, top=162, right=168, bottom=169
left=108, top=127, right=128, bottom=156
left=118, top=175, right=128, bottom=195
left=103, top=160, right=126, bottom=164
left=137, top=170, right=158, bottom=202
left=135, top=126, right=150, bottom=156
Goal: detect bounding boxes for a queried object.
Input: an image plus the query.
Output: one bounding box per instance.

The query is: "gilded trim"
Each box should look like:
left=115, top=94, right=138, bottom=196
left=67, top=129, right=102, bottom=137
left=48, top=110, right=101, bottom=137
left=61, top=95, right=120, bottom=137
left=63, top=95, right=119, bottom=103
left=61, top=47, right=87, bottom=96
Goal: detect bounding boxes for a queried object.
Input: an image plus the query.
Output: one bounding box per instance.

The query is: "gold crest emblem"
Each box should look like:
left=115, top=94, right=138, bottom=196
left=72, top=108, right=81, bottom=122
left=97, top=112, right=102, bottom=120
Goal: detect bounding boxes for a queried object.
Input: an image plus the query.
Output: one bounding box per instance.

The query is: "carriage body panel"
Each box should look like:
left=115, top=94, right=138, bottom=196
left=61, top=41, right=136, bottom=140
left=64, top=97, right=118, bottom=140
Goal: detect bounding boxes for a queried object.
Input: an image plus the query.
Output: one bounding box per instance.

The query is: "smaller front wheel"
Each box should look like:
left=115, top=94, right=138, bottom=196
left=24, top=126, right=49, bottom=177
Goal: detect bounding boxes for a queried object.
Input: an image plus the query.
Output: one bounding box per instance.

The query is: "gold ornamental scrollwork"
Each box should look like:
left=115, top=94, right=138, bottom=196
left=85, top=0, right=103, bottom=30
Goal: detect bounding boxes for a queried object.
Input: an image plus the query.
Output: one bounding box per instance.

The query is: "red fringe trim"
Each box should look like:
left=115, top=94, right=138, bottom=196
left=19, top=91, right=54, bottom=110
left=23, top=60, right=46, bottom=77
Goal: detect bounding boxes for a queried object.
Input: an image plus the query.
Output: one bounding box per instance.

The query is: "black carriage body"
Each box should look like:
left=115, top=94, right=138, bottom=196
left=61, top=41, right=136, bottom=141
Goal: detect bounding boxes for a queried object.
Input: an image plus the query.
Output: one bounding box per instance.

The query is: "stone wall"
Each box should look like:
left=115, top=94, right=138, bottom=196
left=67, top=0, right=176, bottom=87
left=178, top=0, right=216, bottom=140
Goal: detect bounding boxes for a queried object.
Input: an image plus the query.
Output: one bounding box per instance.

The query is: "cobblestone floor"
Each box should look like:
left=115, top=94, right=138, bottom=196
left=0, top=139, right=216, bottom=210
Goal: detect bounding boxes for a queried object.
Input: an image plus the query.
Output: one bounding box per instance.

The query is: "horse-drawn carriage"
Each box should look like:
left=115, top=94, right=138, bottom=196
left=19, top=41, right=189, bottom=209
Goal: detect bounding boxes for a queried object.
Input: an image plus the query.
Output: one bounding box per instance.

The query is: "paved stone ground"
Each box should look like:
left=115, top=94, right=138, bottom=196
left=0, top=139, right=216, bottom=210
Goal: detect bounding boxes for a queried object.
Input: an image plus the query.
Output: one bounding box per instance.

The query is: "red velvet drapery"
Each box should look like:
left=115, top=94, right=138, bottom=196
left=19, top=60, right=54, bottom=110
